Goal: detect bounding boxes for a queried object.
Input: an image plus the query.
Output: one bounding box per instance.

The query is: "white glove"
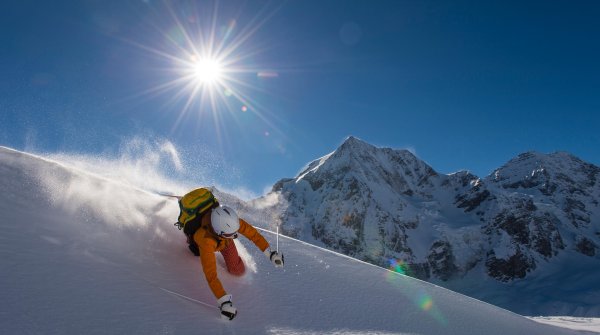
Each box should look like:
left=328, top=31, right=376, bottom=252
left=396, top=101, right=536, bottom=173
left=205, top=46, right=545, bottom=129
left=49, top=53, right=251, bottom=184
left=217, top=294, right=237, bottom=320
left=264, top=248, right=284, bottom=268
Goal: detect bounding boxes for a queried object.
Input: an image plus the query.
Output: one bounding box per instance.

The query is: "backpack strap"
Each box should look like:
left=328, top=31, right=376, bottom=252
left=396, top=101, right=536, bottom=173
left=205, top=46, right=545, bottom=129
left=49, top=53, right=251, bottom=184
left=183, top=202, right=220, bottom=237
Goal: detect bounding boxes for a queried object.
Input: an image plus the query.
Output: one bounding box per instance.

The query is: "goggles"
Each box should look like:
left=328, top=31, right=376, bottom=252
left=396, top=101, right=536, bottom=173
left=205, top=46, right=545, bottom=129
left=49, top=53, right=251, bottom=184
left=220, top=231, right=238, bottom=239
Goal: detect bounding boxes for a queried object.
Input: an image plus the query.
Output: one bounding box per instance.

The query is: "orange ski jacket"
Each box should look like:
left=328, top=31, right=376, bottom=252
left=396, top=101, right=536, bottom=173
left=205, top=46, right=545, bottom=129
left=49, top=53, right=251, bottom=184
left=193, top=214, right=269, bottom=299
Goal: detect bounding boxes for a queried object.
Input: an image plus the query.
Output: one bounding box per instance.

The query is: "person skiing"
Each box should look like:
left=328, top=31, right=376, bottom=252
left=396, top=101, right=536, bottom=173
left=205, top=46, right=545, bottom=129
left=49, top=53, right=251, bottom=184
left=180, top=198, right=284, bottom=320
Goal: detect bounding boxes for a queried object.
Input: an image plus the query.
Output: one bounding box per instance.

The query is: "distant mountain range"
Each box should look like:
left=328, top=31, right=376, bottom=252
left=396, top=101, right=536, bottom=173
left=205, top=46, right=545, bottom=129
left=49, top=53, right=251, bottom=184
left=255, top=136, right=600, bottom=316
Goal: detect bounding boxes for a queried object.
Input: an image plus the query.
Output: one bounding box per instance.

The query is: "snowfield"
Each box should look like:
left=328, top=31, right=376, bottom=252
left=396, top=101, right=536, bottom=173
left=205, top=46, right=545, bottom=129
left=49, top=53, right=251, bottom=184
left=0, top=146, right=597, bottom=334
left=529, top=317, right=600, bottom=334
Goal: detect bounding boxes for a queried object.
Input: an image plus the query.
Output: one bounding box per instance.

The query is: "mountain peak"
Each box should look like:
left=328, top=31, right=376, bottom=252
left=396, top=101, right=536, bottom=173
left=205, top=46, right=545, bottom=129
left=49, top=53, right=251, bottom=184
left=495, top=151, right=596, bottom=175
left=488, top=150, right=599, bottom=195
left=343, top=135, right=364, bottom=144
left=338, top=136, right=374, bottom=152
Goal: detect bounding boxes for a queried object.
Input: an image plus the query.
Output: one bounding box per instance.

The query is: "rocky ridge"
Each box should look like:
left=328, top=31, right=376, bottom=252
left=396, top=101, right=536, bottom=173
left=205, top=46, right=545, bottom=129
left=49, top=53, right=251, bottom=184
left=260, top=136, right=600, bottom=315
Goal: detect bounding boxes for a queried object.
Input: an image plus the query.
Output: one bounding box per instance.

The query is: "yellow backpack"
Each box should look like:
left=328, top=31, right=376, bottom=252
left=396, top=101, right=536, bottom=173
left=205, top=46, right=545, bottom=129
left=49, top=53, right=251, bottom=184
left=175, top=188, right=218, bottom=234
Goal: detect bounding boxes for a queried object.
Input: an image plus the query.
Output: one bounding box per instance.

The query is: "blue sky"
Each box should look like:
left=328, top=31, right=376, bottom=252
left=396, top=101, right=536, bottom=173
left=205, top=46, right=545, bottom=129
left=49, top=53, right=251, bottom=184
left=1, top=0, right=599, bottom=196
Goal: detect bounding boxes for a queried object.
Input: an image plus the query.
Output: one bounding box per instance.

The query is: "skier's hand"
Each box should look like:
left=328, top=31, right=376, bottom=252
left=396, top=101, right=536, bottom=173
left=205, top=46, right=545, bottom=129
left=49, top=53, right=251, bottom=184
left=264, top=248, right=284, bottom=268
left=217, top=294, right=237, bottom=320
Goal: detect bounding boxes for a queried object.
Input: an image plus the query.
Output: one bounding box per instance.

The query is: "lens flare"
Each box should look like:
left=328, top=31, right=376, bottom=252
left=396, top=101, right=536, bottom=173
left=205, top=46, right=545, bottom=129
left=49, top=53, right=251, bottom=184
left=125, top=1, right=286, bottom=143
left=385, top=258, right=448, bottom=326
left=388, top=258, right=409, bottom=275
left=419, top=295, right=434, bottom=311
left=257, top=71, right=279, bottom=78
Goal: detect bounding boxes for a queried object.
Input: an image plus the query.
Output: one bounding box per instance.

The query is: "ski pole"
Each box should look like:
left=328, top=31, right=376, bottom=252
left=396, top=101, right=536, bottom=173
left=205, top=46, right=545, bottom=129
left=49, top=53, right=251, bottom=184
left=155, top=192, right=182, bottom=200
left=276, top=225, right=279, bottom=252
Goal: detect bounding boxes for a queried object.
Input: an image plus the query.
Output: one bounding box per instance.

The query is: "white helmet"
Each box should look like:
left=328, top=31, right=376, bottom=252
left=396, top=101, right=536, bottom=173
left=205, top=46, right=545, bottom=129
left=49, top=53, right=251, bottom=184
left=211, top=206, right=240, bottom=238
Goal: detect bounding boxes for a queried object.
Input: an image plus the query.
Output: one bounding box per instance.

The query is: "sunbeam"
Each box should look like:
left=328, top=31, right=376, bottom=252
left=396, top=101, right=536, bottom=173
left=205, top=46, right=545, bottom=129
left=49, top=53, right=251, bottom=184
left=123, top=1, right=285, bottom=145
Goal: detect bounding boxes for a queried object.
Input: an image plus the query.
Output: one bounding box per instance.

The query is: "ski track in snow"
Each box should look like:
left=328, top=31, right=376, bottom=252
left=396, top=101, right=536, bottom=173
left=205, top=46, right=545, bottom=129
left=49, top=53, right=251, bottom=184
left=0, top=146, right=598, bottom=335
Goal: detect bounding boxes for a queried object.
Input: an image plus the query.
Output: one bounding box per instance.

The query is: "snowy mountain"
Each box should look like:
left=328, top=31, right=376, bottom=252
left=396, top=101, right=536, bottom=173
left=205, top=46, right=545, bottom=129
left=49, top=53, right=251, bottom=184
left=268, top=137, right=600, bottom=316
left=3, top=145, right=593, bottom=334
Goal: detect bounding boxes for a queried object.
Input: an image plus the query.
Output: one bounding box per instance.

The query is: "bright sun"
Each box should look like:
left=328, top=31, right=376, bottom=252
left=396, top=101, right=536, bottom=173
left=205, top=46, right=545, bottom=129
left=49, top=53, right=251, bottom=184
left=133, top=1, right=282, bottom=134
left=192, top=57, right=223, bottom=85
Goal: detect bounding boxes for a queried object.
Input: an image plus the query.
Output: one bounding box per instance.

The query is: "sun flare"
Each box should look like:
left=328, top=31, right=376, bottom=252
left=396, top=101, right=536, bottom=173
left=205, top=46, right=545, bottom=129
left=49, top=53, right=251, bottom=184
left=128, top=1, right=284, bottom=139
left=191, top=57, right=224, bottom=85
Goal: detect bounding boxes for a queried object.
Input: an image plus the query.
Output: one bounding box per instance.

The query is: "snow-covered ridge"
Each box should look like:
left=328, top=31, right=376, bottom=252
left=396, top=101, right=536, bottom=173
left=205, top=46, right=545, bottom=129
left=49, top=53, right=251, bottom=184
left=1, top=145, right=590, bottom=334
left=268, top=137, right=600, bottom=316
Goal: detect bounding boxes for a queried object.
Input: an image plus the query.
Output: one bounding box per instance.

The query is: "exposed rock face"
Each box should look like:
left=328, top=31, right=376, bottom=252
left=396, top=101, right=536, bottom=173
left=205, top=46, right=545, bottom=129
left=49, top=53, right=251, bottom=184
left=428, top=240, right=458, bottom=281
left=263, top=136, right=600, bottom=314
left=576, top=236, right=597, bottom=256
left=485, top=248, right=536, bottom=282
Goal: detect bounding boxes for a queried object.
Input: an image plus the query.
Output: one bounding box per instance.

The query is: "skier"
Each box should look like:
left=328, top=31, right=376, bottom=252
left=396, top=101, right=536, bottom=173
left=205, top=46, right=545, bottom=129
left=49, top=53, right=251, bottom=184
left=184, top=203, right=284, bottom=320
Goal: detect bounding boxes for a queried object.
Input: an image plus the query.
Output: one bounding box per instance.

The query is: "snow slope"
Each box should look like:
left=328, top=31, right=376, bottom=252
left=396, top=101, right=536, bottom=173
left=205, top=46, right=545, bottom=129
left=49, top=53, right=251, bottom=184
left=530, top=317, right=600, bottom=334
left=0, top=146, right=593, bottom=334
